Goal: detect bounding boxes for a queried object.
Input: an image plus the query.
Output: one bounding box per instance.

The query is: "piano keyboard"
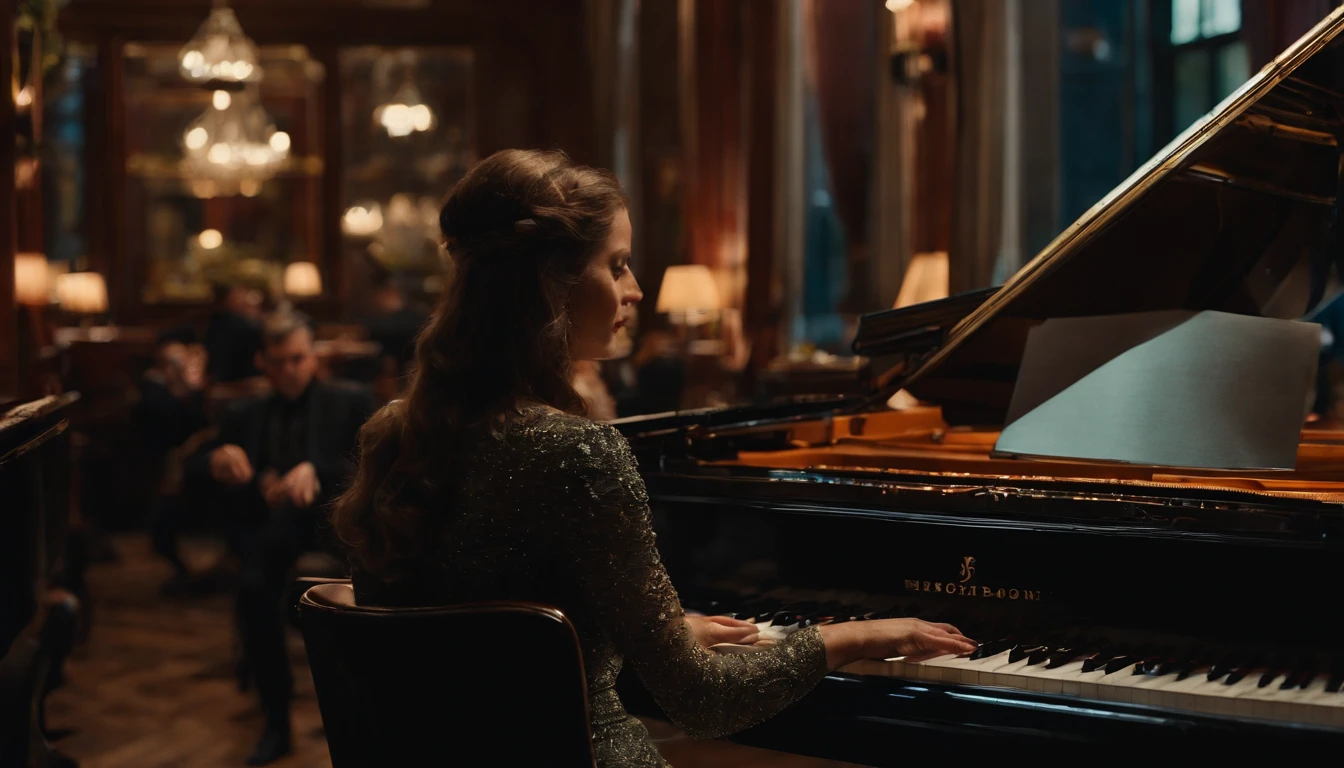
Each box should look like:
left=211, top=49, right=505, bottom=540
left=693, top=592, right=1344, bottom=730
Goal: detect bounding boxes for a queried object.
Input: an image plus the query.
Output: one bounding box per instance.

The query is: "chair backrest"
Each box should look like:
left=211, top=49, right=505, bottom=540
left=298, top=582, right=597, bottom=768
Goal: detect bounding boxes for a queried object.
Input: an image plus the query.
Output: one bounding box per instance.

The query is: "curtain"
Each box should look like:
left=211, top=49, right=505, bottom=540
left=948, top=0, right=1023, bottom=293
left=803, top=0, right=878, bottom=312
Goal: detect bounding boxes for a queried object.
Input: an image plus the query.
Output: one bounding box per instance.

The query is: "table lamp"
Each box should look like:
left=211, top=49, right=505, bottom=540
left=284, top=261, right=322, bottom=297
left=55, top=271, right=108, bottom=327
left=656, top=264, right=722, bottom=326
left=893, top=251, right=948, bottom=309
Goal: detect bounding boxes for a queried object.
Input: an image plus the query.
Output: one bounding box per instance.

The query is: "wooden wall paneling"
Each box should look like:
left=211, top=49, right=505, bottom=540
left=317, top=42, right=343, bottom=316
left=680, top=0, right=746, bottom=309
left=634, top=0, right=682, bottom=337
left=742, top=0, right=779, bottom=387
left=913, top=0, right=953, bottom=258
left=61, top=0, right=594, bottom=323
left=97, top=38, right=125, bottom=314
left=1, top=0, right=19, bottom=400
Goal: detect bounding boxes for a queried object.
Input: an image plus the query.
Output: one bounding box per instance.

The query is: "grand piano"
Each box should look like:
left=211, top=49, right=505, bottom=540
left=613, top=8, right=1344, bottom=762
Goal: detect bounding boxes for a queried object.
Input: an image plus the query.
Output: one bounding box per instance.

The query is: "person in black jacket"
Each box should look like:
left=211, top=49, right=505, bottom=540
left=190, top=310, right=374, bottom=765
left=134, top=330, right=208, bottom=594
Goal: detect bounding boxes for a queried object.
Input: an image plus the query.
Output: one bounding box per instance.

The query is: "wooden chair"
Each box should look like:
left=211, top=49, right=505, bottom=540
left=297, top=581, right=596, bottom=768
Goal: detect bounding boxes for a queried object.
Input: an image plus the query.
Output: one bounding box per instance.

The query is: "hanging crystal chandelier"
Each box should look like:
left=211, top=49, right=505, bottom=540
left=181, top=87, right=290, bottom=193
left=179, top=1, right=262, bottom=84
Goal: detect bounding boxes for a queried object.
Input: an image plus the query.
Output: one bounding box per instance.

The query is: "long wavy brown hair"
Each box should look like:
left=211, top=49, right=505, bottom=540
left=330, top=149, right=628, bottom=583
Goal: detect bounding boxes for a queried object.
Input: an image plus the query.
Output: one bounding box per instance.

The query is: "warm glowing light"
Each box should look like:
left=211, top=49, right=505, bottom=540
left=198, top=229, right=224, bottom=249
left=656, top=264, right=723, bottom=325
left=886, top=0, right=915, bottom=10
left=14, top=253, right=49, bottom=306
left=55, top=272, right=109, bottom=314
left=283, top=262, right=322, bottom=297
left=184, top=126, right=209, bottom=150
left=15, top=86, right=33, bottom=108
left=212, top=90, right=232, bottom=110
left=341, top=203, right=384, bottom=236
left=179, top=7, right=261, bottom=84
left=375, top=83, right=435, bottom=138
left=268, top=131, right=290, bottom=153
left=410, top=104, right=433, bottom=132
left=207, top=143, right=231, bottom=164
left=239, top=179, right=261, bottom=197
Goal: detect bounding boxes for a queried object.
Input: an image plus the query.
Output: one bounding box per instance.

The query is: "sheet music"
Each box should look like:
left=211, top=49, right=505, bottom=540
left=992, top=310, right=1319, bottom=470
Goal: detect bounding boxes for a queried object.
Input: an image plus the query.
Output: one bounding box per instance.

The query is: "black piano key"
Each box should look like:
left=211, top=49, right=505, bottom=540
left=1257, top=669, right=1281, bottom=688
left=1225, top=655, right=1263, bottom=686
left=1326, top=672, right=1343, bottom=694
left=969, top=637, right=1012, bottom=661
left=1280, top=661, right=1317, bottom=691
left=1103, top=655, right=1142, bottom=676
left=1082, top=650, right=1119, bottom=674
left=1207, top=654, right=1240, bottom=682
left=1045, top=648, right=1085, bottom=669
left=1007, top=644, right=1046, bottom=664
left=1135, top=657, right=1167, bottom=676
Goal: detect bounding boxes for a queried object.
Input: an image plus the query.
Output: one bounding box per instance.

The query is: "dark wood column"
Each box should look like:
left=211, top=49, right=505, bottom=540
left=0, top=0, right=19, bottom=400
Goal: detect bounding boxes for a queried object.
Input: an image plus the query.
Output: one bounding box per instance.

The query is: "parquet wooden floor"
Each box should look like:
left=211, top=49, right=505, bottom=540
left=42, top=533, right=862, bottom=768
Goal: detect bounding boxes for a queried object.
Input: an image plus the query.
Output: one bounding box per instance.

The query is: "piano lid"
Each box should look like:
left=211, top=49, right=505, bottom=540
left=862, top=6, right=1344, bottom=426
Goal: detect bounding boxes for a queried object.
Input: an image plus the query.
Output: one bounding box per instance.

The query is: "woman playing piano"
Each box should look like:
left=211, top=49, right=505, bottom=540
left=331, top=149, right=976, bottom=767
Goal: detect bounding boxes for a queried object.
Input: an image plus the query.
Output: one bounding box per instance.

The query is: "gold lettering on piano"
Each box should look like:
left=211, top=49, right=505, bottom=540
left=959, top=557, right=975, bottom=583
left=903, top=558, right=1043, bottom=602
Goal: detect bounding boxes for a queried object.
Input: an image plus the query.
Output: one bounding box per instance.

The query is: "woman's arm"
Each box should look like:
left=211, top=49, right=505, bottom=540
left=559, top=422, right=973, bottom=739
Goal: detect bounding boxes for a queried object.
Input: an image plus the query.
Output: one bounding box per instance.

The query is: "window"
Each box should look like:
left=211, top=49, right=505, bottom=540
left=1156, top=0, right=1247, bottom=146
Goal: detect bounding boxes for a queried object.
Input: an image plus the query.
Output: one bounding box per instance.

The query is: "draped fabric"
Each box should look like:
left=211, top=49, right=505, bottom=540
left=948, top=0, right=1023, bottom=293
left=802, top=0, right=878, bottom=312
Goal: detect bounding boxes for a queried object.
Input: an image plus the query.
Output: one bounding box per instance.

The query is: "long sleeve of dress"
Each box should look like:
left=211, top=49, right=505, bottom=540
left=558, top=421, right=829, bottom=740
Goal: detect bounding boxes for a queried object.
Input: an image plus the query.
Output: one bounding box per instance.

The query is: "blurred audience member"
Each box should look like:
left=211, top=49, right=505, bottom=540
left=204, top=283, right=265, bottom=383
left=361, top=274, right=427, bottom=375
left=189, top=311, right=374, bottom=765
left=134, top=330, right=210, bottom=594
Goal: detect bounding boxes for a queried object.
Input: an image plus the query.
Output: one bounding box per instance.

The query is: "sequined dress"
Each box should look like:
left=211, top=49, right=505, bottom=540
left=353, top=407, right=828, bottom=767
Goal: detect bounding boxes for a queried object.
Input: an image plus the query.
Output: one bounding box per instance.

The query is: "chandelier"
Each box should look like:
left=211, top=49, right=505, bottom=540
left=181, top=87, right=290, bottom=193
left=375, top=81, right=435, bottom=138
left=179, top=2, right=261, bottom=84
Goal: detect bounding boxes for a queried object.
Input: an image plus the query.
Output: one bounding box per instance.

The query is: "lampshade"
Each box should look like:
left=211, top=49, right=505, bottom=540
left=14, top=252, right=50, bottom=306
left=55, top=272, right=109, bottom=314
left=656, top=264, right=723, bottom=315
left=283, top=261, right=322, bottom=297
left=893, top=251, right=948, bottom=309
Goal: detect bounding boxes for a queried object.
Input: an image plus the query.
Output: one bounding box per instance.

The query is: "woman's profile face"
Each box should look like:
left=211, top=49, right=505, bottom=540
left=570, top=208, right=642, bottom=361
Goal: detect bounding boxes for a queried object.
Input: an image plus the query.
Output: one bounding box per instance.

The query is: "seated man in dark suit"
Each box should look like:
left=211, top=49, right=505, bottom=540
left=191, top=311, right=374, bottom=765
